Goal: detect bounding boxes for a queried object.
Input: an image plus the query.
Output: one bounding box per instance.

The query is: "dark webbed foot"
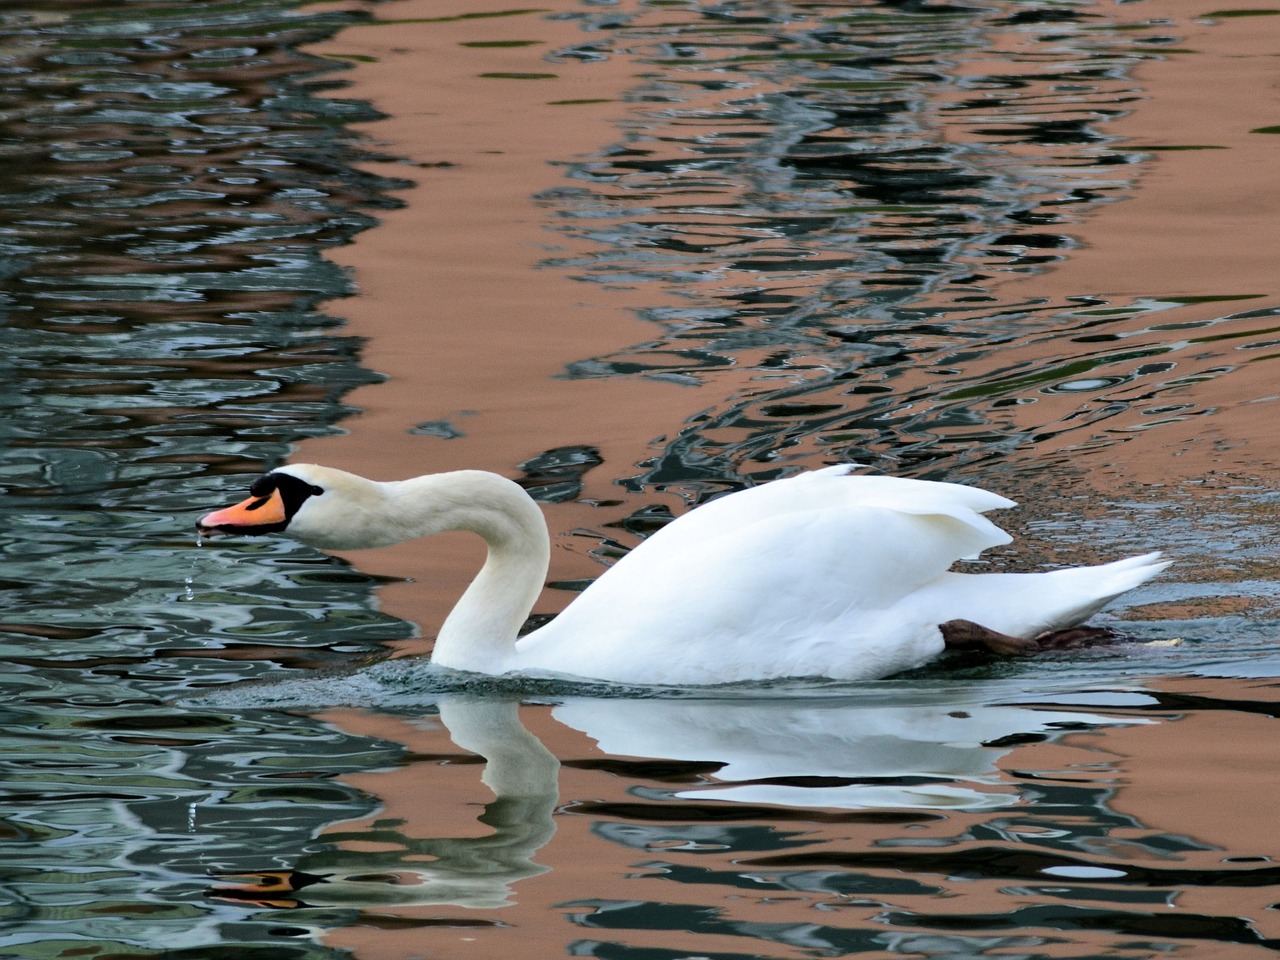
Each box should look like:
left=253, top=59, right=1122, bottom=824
left=1032, top=625, right=1117, bottom=649
left=940, top=619, right=1036, bottom=656
left=941, top=620, right=1118, bottom=657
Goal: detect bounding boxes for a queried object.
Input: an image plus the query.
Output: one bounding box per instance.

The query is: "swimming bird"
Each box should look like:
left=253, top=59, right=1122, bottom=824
left=197, top=463, right=1167, bottom=684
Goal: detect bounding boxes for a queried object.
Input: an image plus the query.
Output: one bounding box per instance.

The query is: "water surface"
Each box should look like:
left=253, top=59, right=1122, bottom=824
left=0, top=0, right=1278, bottom=958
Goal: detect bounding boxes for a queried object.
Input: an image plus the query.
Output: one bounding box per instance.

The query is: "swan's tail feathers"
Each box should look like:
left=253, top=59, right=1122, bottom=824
left=1086, top=550, right=1170, bottom=594
left=1045, top=551, right=1170, bottom=629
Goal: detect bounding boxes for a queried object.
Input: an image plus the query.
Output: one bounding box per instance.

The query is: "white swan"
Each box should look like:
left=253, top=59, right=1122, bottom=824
left=197, top=464, right=1168, bottom=684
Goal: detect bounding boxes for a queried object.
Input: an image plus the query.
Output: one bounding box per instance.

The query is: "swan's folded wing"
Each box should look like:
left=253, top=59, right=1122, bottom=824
left=627, top=466, right=1014, bottom=563
left=517, top=494, right=1012, bottom=681
left=605, top=469, right=1014, bottom=589
left=634, top=502, right=1012, bottom=615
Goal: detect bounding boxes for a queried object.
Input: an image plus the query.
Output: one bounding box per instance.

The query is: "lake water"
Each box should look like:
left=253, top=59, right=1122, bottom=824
left=1, top=0, right=1279, bottom=958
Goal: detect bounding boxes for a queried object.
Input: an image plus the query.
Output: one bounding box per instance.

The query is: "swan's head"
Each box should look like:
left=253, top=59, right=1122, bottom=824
left=199, top=463, right=546, bottom=553
left=196, top=464, right=392, bottom=550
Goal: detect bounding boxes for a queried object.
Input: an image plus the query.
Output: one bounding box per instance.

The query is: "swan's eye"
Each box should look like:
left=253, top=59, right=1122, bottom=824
left=247, top=472, right=323, bottom=502
left=271, top=473, right=325, bottom=516
left=237, top=471, right=326, bottom=525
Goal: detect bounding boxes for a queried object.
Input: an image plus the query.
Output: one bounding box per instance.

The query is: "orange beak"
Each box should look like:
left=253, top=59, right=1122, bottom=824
left=197, top=488, right=287, bottom=536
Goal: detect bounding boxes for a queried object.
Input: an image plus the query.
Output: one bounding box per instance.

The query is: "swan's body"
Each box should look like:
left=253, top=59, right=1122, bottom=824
left=198, top=464, right=1168, bottom=684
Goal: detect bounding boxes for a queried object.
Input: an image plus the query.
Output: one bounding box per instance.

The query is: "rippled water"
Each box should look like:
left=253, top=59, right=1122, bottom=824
left=547, top=0, right=1156, bottom=476
left=1, top=0, right=1278, bottom=957
left=0, top=2, right=406, bottom=955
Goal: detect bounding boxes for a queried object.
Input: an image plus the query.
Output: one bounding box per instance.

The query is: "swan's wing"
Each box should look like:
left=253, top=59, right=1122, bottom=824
left=518, top=474, right=1016, bottom=681
left=557, top=503, right=1002, bottom=626
left=597, top=466, right=1014, bottom=584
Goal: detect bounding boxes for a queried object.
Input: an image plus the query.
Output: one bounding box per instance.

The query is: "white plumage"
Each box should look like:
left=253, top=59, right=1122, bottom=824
left=199, top=463, right=1168, bottom=684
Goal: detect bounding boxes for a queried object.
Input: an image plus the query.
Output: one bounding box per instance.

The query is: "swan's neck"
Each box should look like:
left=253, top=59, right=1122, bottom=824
left=394, top=472, right=550, bottom=674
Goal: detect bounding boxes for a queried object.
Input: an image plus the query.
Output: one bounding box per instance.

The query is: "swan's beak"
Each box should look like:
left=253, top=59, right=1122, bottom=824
left=197, top=489, right=287, bottom=537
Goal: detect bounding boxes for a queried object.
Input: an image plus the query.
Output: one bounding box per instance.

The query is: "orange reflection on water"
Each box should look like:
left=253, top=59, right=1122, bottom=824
left=282, top=0, right=1280, bottom=955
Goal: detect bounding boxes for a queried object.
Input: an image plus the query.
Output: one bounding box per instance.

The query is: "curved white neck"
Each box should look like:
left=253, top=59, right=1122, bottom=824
left=397, top=472, right=550, bottom=673
left=278, top=466, right=551, bottom=673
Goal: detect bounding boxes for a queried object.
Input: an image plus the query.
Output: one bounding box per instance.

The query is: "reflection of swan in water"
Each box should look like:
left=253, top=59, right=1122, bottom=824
left=209, top=673, right=1145, bottom=910
left=214, top=698, right=558, bottom=910
left=552, top=693, right=1139, bottom=811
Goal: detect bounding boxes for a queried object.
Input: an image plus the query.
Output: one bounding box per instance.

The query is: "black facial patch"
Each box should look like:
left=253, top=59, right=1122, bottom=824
left=248, top=474, right=278, bottom=499
left=219, top=472, right=324, bottom=535
left=257, top=472, right=324, bottom=519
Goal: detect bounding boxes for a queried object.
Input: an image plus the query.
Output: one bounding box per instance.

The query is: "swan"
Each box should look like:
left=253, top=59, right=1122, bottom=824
left=196, top=463, right=1168, bottom=684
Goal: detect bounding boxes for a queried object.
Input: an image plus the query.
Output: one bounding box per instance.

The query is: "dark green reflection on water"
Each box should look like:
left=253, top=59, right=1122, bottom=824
left=0, top=1, right=409, bottom=955
left=0, top=0, right=411, bottom=674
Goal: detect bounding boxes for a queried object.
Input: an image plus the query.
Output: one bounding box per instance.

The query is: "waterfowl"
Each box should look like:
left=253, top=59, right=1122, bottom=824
left=197, top=464, right=1167, bottom=684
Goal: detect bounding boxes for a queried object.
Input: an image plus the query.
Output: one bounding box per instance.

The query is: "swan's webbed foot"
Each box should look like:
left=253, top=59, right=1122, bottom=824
left=940, top=620, right=1117, bottom=657
left=1031, top=625, right=1118, bottom=650
left=940, top=619, right=1035, bottom=656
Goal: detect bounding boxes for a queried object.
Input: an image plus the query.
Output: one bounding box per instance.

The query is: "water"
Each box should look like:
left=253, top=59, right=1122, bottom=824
left=0, top=0, right=1277, bottom=957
